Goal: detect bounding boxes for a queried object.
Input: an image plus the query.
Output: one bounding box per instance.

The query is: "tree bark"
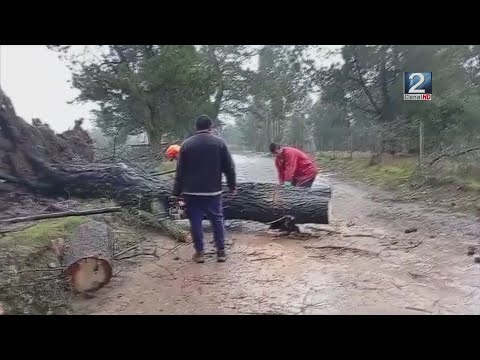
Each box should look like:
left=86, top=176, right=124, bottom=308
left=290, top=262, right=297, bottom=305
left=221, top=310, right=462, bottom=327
left=207, top=45, right=225, bottom=121
left=222, top=183, right=331, bottom=224
left=143, top=101, right=165, bottom=153
left=9, top=160, right=332, bottom=225
left=13, top=160, right=174, bottom=210
left=62, top=221, right=113, bottom=293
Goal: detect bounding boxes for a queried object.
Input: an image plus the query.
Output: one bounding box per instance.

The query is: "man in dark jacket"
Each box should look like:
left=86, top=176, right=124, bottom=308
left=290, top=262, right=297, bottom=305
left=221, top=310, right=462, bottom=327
left=173, top=115, right=236, bottom=263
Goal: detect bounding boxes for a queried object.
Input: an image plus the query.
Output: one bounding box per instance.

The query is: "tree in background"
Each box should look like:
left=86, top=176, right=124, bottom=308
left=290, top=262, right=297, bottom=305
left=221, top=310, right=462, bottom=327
left=317, top=45, right=480, bottom=155
left=49, top=45, right=257, bottom=151
left=220, top=123, right=242, bottom=148
left=199, top=45, right=258, bottom=119
left=237, top=45, right=317, bottom=151
left=50, top=45, right=480, bottom=157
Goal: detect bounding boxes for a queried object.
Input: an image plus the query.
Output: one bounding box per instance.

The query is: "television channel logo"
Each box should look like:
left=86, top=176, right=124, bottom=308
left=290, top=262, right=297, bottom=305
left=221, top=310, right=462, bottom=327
left=404, top=72, right=432, bottom=101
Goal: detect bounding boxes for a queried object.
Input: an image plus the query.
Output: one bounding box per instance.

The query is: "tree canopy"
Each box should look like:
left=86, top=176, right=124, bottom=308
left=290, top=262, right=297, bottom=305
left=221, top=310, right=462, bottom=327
left=50, top=45, right=480, bottom=155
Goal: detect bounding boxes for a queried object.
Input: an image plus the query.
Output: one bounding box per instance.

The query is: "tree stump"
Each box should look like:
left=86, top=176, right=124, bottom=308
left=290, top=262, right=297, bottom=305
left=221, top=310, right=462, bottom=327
left=63, top=221, right=113, bottom=293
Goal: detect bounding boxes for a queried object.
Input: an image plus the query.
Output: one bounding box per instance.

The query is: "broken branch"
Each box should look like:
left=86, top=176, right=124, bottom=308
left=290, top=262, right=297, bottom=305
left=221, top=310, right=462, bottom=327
left=249, top=256, right=280, bottom=262
left=303, top=225, right=342, bottom=234
left=405, top=306, right=433, bottom=314
left=344, top=233, right=375, bottom=238
left=388, top=240, right=423, bottom=251
left=153, top=263, right=176, bottom=280
left=113, top=243, right=142, bottom=258
left=18, top=267, right=64, bottom=274
left=402, top=240, right=423, bottom=250
left=429, top=146, right=480, bottom=166
left=160, top=243, right=185, bottom=257
left=304, top=245, right=379, bottom=257
left=150, top=169, right=176, bottom=177
left=115, top=248, right=159, bottom=261
left=0, top=207, right=122, bottom=224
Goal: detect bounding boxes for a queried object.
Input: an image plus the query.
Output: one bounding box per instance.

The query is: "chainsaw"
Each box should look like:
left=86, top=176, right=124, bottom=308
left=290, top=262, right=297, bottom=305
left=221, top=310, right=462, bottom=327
left=158, top=196, right=231, bottom=221
left=166, top=196, right=187, bottom=220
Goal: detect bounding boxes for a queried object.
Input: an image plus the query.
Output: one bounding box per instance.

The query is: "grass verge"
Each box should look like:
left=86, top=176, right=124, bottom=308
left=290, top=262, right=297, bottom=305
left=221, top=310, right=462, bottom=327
left=0, top=216, right=88, bottom=315
left=317, top=152, right=480, bottom=213
left=0, top=216, right=87, bottom=248
left=318, top=155, right=416, bottom=188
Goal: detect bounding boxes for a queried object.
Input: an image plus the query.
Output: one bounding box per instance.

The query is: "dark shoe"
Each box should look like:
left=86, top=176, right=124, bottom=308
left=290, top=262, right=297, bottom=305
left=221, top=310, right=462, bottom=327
left=217, top=250, right=226, bottom=262
left=192, top=251, right=205, bottom=263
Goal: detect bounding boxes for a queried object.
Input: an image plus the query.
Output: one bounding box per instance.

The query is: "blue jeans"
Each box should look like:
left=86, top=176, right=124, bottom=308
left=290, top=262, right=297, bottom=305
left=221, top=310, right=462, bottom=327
left=184, top=195, right=225, bottom=253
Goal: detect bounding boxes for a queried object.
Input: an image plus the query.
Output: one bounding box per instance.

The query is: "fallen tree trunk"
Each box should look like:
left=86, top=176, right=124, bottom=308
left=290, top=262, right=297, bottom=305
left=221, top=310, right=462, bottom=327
left=15, top=160, right=173, bottom=209
left=222, top=183, right=331, bottom=224
left=2, top=160, right=332, bottom=225
left=62, top=221, right=113, bottom=293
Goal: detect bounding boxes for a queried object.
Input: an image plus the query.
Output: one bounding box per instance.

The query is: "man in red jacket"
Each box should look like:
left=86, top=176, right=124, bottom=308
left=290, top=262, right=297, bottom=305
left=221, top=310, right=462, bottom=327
left=269, top=143, right=318, bottom=188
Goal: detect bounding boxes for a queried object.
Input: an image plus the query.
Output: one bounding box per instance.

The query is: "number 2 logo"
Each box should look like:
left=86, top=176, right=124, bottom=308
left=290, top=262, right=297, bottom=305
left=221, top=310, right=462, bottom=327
left=408, top=73, right=426, bottom=94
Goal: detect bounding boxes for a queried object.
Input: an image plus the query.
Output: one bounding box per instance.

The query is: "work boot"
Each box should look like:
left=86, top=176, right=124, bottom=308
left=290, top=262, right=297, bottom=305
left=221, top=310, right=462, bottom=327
left=192, top=251, right=205, bottom=263
left=217, top=249, right=226, bottom=262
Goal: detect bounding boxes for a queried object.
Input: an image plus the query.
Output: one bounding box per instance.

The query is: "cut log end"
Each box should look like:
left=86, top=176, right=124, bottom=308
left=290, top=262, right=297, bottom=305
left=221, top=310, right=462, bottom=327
left=65, top=258, right=112, bottom=293
left=326, top=201, right=332, bottom=224
left=62, top=221, right=114, bottom=293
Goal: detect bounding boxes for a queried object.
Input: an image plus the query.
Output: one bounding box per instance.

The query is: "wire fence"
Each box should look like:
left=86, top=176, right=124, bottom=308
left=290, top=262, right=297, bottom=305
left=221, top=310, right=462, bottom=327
left=315, top=121, right=480, bottom=166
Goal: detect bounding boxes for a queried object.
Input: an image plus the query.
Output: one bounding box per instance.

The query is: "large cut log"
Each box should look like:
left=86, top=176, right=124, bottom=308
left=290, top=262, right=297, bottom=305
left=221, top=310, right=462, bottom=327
left=1, top=159, right=174, bottom=209
left=222, top=183, right=331, bottom=224
left=63, top=221, right=113, bottom=293
left=33, top=163, right=332, bottom=224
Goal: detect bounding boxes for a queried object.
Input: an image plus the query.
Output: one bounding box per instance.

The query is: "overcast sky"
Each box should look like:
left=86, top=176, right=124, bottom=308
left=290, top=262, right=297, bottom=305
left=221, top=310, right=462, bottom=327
left=0, top=45, right=342, bottom=133
left=1, top=45, right=96, bottom=132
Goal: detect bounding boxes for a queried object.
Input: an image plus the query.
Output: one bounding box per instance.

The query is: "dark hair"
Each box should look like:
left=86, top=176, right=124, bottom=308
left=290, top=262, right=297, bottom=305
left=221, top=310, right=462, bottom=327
left=269, top=143, right=280, bottom=153
left=195, top=115, right=213, bottom=131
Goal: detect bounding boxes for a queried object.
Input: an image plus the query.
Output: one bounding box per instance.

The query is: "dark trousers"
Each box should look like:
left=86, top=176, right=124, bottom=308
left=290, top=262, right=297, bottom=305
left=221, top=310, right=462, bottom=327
left=184, top=195, right=225, bottom=253
left=293, top=176, right=316, bottom=188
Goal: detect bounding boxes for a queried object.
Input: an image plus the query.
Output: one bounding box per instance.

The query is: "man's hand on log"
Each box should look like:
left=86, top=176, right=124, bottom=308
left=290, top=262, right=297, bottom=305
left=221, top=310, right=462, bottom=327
left=228, top=187, right=237, bottom=196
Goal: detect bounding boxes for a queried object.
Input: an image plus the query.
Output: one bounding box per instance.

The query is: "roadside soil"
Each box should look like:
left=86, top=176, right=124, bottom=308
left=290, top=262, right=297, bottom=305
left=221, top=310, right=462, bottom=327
left=72, top=155, right=480, bottom=315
